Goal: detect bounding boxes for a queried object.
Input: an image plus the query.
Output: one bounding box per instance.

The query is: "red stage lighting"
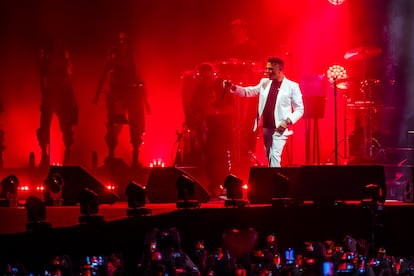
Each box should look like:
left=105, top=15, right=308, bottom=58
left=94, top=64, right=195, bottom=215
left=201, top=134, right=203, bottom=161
left=25, top=194, right=51, bottom=231
left=326, top=65, right=347, bottom=84
left=176, top=174, right=200, bottom=209
left=43, top=173, right=64, bottom=206
left=125, top=181, right=151, bottom=217
left=78, top=188, right=104, bottom=224
left=223, top=174, right=249, bottom=207
left=328, top=0, right=345, bottom=5
left=150, top=158, right=165, bottom=168
left=19, top=185, right=31, bottom=192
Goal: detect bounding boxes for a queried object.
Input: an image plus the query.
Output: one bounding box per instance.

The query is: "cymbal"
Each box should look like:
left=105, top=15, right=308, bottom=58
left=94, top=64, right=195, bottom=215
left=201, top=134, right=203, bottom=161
left=344, top=46, right=382, bottom=61
left=336, top=77, right=357, bottom=90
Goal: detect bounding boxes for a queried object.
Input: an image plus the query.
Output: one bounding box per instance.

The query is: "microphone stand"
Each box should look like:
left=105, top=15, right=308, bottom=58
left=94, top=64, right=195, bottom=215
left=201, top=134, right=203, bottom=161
left=334, top=77, right=338, bottom=166
left=173, top=124, right=184, bottom=167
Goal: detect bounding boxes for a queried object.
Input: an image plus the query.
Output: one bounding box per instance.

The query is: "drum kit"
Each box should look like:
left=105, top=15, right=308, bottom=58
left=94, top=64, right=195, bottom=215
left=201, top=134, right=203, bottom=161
left=178, top=59, right=264, bottom=168
left=339, top=45, right=389, bottom=162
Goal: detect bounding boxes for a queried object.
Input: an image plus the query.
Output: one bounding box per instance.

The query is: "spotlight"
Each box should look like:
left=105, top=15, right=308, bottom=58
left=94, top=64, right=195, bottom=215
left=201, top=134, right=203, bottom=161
left=0, top=174, right=20, bottom=207
left=328, top=0, right=345, bottom=5
left=223, top=174, right=248, bottom=207
left=125, top=181, right=152, bottom=217
left=78, top=188, right=104, bottom=224
left=175, top=174, right=200, bottom=209
left=43, top=173, right=64, bottom=206
left=25, top=195, right=51, bottom=231
left=326, top=65, right=347, bottom=84
left=362, top=183, right=383, bottom=206
left=150, top=158, right=166, bottom=167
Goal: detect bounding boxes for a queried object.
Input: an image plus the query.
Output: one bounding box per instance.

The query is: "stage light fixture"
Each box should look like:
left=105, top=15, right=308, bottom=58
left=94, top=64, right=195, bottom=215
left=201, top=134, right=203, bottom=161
left=25, top=195, right=51, bottom=231
left=78, top=188, right=104, bottom=224
left=362, top=183, right=383, bottom=205
left=175, top=174, right=200, bottom=209
left=328, top=0, right=345, bottom=5
left=326, top=65, right=347, bottom=84
left=223, top=174, right=248, bottom=207
left=0, top=174, right=20, bottom=207
left=327, top=65, right=347, bottom=166
left=43, top=173, right=64, bottom=206
left=150, top=158, right=165, bottom=167
left=125, top=181, right=152, bottom=217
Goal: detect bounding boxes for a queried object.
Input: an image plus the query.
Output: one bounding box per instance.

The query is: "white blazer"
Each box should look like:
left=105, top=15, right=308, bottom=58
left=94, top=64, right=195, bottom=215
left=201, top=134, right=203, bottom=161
left=233, top=77, right=304, bottom=135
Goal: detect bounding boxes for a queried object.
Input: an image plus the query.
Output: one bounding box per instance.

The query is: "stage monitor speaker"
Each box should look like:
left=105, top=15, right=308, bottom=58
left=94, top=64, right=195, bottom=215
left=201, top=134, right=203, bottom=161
left=403, top=166, right=414, bottom=203
left=145, top=167, right=211, bottom=203
left=247, top=167, right=301, bottom=204
left=295, top=165, right=387, bottom=204
left=47, top=166, right=119, bottom=206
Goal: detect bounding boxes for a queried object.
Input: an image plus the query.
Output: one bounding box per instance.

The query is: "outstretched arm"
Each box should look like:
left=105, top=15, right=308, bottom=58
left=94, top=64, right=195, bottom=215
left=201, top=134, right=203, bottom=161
left=289, top=83, right=304, bottom=124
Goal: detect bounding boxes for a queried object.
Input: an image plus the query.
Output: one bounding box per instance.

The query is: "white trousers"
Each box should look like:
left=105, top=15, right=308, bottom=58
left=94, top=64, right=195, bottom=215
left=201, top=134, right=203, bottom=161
left=263, top=128, right=288, bottom=167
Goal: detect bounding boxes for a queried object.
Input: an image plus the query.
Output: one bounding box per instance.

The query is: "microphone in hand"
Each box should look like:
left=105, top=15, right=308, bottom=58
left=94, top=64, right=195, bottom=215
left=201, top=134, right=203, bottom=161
left=222, top=80, right=233, bottom=99
left=222, top=80, right=233, bottom=89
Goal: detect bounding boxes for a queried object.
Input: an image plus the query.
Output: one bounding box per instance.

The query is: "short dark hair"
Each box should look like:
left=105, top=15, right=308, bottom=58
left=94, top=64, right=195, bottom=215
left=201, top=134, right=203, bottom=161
left=267, top=57, right=284, bottom=71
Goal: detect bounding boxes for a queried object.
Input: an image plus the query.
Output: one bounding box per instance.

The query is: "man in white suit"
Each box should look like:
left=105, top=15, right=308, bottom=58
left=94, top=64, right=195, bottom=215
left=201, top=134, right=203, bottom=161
left=224, top=57, right=304, bottom=167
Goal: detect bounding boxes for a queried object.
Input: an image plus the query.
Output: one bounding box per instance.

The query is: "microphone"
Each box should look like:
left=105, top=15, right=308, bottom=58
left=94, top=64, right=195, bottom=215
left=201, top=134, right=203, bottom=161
left=222, top=80, right=232, bottom=99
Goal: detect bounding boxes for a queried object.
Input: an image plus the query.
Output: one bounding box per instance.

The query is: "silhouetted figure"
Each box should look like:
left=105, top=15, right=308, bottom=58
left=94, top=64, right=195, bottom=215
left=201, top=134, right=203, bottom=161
left=37, top=37, right=78, bottom=167
left=227, top=18, right=260, bottom=61
left=182, top=63, right=234, bottom=194
left=95, top=32, right=150, bottom=167
left=0, top=99, right=4, bottom=168
left=220, top=19, right=262, bottom=171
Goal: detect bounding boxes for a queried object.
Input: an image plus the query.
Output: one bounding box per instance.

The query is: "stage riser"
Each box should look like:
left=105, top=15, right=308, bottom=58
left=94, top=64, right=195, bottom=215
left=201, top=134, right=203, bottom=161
left=0, top=165, right=412, bottom=203
left=248, top=165, right=388, bottom=204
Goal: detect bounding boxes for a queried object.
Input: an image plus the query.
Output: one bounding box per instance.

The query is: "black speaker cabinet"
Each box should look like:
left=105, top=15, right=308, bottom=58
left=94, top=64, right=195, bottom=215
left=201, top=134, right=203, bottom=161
left=145, top=167, right=211, bottom=203
left=247, top=167, right=301, bottom=204
left=295, top=165, right=386, bottom=203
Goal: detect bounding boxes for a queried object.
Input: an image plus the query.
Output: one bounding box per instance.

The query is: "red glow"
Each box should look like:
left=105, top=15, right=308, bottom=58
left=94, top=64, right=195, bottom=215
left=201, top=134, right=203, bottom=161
left=106, top=185, right=116, bottom=191
left=328, top=0, right=345, bottom=5
left=327, top=65, right=348, bottom=83
left=34, top=185, right=45, bottom=191
left=18, top=185, right=31, bottom=192
left=0, top=0, right=360, bottom=169
left=273, top=254, right=281, bottom=265
left=149, top=158, right=166, bottom=168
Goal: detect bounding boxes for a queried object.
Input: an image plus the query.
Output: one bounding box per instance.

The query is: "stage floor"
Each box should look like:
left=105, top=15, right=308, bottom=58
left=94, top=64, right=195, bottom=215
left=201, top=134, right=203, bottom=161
left=0, top=199, right=411, bottom=235
left=1, top=164, right=414, bottom=269
left=0, top=200, right=230, bottom=235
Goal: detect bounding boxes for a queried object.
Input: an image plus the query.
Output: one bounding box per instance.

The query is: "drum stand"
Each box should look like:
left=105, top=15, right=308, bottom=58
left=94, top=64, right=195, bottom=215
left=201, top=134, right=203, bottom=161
left=361, top=83, right=385, bottom=162
left=173, top=125, right=184, bottom=167
left=331, top=78, right=340, bottom=165
left=324, top=77, right=355, bottom=165
left=305, top=117, right=320, bottom=164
